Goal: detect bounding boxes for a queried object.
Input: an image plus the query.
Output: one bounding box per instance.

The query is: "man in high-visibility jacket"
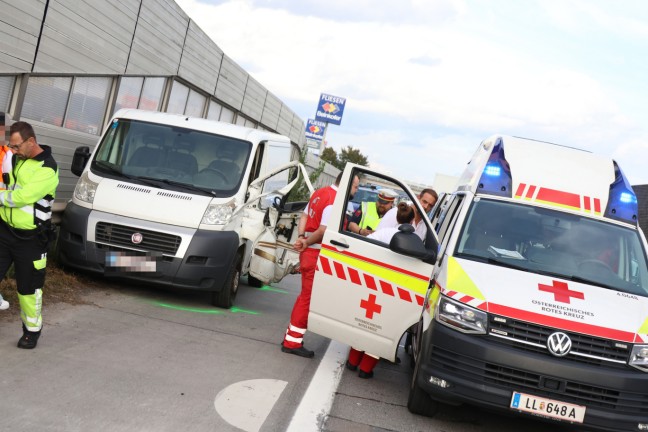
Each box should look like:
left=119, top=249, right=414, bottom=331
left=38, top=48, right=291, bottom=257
left=347, top=188, right=397, bottom=237
left=0, top=121, right=59, bottom=349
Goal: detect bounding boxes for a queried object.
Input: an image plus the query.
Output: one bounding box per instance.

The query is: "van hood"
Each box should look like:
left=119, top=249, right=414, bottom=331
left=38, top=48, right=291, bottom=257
left=440, top=257, right=648, bottom=343
left=91, top=178, right=222, bottom=228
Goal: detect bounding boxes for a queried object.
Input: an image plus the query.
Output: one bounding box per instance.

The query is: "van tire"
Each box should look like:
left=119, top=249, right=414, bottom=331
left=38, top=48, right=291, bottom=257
left=247, top=275, right=264, bottom=288
left=212, top=253, right=241, bottom=309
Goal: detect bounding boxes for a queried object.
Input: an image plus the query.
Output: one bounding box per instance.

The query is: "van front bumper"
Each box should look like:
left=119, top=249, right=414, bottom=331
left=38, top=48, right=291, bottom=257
left=57, top=202, right=239, bottom=292
left=416, top=320, right=648, bottom=432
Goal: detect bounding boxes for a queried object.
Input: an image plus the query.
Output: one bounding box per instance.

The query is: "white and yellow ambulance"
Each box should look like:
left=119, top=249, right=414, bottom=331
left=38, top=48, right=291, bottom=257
left=309, top=135, right=648, bottom=431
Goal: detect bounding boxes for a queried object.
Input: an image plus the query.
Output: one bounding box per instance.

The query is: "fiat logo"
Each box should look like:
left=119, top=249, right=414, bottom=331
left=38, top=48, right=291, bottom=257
left=547, top=332, right=572, bottom=357
left=131, top=232, right=143, bottom=244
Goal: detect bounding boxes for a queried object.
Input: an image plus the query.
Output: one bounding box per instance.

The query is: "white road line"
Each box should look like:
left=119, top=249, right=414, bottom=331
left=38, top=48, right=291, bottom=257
left=286, top=340, right=348, bottom=432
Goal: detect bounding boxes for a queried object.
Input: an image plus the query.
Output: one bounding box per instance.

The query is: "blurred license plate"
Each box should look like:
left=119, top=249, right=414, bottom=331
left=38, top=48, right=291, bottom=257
left=510, top=392, right=585, bottom=423
left=105, top=252, right=158, bottom=273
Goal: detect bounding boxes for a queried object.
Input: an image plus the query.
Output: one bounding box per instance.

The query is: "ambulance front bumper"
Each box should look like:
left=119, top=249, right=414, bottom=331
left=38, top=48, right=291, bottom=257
left=416, top=320, right=648, bottom=432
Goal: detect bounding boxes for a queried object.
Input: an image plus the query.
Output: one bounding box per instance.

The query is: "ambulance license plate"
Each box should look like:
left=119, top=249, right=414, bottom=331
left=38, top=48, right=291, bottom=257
left=105, top=252, right=158, bottom=273
left=510, top=392, right=585, bottom=423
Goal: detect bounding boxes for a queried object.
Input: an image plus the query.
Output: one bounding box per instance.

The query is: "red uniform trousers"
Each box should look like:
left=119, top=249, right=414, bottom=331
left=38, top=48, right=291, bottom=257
left=348, top=347, right=379, bottom=373
left=283, top=247, right=320, bottom=349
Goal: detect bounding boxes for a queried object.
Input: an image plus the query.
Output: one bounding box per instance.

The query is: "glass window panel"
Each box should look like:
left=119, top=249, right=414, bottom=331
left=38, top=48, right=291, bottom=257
left=0, top=76, right=15, bottom=112
left=65, top=76, right=111, bottom=135
left=245, top=118, right=257, bottom=128
left=166, top=81, right=188, bottom=115
left=235, top=115, right=246, bottom=126
left=207, top=100, right=222, bottom=120
left=220, top=106, right=234, bottom=123
left=139, top=77, right=164, bottom=111
left=185, top=89, right=206, bottom=117
left=22, top=76, right=72, bottom=127
left=113, top=76, right=143, bottom=114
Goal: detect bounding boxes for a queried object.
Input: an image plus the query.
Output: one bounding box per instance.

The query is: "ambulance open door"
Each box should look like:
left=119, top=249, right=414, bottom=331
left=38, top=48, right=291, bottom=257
left=308, top=165, right=439, bottom=362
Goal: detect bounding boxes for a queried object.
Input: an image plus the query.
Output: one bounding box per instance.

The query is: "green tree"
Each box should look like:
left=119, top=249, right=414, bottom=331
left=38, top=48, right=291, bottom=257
left=338, top=145, right=369, bottom=169
left=320, top=147, right=339, bottom=169
left=286, top=147, right=325, bottom=202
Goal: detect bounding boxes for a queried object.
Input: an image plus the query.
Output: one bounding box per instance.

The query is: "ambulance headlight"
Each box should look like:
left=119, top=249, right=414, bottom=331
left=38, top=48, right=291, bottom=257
left=202, top=202, right=233, bottom=225
left=74, top=172, right=98, bottom=203
left=436, top=296, right=487, bottom=334
left=629, top=345, right=648, bottom=371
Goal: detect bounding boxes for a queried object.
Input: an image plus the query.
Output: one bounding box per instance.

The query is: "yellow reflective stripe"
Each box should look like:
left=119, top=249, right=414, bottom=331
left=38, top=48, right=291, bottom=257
left=18, top=289, right=42, bottom=331
left=639, top=317, right=648, bottom=335
left=427, top=282, right=443, bottom=318
left=320, top=248, right=428, bottom=295
left=34, top=256, right=47, bottom=270
left=447, top=256, right=485, bottom=300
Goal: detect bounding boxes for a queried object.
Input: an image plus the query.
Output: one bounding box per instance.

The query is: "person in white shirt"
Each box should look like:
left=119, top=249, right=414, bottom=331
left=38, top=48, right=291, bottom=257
left=377, top=188, right=438, bottom=241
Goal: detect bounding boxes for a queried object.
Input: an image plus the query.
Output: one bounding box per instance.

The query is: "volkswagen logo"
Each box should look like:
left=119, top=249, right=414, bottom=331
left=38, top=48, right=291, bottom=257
left=131, top=232, right=143, bottom=244
left=547, top=332, right=572, bottom=357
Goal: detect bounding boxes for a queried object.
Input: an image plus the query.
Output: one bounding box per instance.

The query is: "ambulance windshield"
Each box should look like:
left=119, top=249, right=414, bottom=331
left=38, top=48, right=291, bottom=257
left=456, top=198, right=648, bottom=297
left=91, top=119, right=251, bottom=196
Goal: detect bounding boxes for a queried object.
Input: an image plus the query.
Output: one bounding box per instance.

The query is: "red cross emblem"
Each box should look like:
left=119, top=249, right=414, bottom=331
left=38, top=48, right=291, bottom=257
left=538, top=280, right=584, bottom=304
left=360, top=294, right=382, bottom=319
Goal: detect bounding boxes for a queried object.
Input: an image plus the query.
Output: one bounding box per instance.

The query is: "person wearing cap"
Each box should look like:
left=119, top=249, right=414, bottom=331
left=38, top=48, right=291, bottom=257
left=347, top=188, right=397, bottom=236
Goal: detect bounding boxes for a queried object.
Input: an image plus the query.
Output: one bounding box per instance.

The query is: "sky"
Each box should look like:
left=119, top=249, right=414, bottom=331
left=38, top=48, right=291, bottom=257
left=174, top=0, right=648, bottom=188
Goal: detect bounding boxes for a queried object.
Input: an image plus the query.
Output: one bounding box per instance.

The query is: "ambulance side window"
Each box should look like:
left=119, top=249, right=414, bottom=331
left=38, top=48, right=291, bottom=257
left=436, top=194, right=465, bottom=256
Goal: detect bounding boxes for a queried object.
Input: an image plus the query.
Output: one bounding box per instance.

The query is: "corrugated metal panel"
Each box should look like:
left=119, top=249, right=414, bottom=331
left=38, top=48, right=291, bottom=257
left=261, top=91, right=280, bottom=130
left=290, top=113, right=305, bottom=143
left=215, top=55, right=246, bottom=110
left=240, top=76, right=266, bottom=122
left=276, top=104, right=292, bottom=136
left=0, top=0, right=46, bottom=72
left=127, top=0, right=187, bottom=75
left=178, top=20, right=222, bottom=93
left=34, top=0, right=138, bottom=73
left=31, top=121, right=98, bottom=205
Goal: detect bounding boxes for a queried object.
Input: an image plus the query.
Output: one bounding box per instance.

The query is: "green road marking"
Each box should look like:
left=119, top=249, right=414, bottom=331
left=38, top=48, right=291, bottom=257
left=154, top=301, right=260, bottom=315
left=259, top=286, right=289, bottom=294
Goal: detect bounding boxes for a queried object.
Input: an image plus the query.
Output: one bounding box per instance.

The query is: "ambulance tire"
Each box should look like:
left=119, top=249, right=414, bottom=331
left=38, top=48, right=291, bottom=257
left=247, top=275, right=264, bottom=288
left=407, top=354, right=438, bottom=416
left=409, top=320, right=423, bottom=369
left=212, top=253, right=241, bottom=309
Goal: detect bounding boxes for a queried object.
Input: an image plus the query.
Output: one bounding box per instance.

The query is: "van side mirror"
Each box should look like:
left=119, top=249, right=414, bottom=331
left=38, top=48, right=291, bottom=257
left=71, top=146, right=91, bottom=177
left=389, top=224, right=438, bottom=263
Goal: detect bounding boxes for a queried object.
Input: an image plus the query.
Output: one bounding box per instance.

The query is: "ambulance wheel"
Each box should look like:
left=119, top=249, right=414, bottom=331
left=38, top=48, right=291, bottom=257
left=407, top=352, right=437, bottom=416
left=212, top=254, right=241, bottom=309
left=247, top=275, right=264, bottom=288
left=409, top=319, right=423, bottom=369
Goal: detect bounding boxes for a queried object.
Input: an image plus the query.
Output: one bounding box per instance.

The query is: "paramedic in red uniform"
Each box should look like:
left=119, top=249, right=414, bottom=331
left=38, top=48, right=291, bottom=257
left=281, top=172, right=359, bottom=358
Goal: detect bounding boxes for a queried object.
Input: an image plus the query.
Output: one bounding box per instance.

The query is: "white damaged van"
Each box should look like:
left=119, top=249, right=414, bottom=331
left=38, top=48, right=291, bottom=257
left=58, top=109, right=313, bottom=308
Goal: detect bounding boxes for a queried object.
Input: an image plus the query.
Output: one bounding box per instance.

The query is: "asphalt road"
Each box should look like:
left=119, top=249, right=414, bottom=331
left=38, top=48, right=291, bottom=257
left=0, top=274, right=580, bottom=432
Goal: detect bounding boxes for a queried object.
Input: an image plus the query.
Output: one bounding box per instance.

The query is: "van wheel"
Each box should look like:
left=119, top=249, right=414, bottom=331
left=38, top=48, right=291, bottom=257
left=409, top=320, right=423, bottom=369
left=212, top=254, right=241, bottom=309
left=407, top=325, right=438, bottom=416
left=247, top=275, right=264, bottom=288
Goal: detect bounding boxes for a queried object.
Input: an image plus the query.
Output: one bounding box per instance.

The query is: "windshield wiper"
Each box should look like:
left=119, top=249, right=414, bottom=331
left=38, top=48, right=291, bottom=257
left=486, top=257, right=531, bottom=272
left=95, top=161, right=132, bottom=179
left=565, top=275, right=617, bottom=291
left=136, top=176, right=217, bottom=197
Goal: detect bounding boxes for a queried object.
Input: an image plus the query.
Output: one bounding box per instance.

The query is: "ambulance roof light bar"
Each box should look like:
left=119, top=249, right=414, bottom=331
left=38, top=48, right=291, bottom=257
left=477, top=137, right=512, bottom=198
left=604, top=161, right=638, bottom=224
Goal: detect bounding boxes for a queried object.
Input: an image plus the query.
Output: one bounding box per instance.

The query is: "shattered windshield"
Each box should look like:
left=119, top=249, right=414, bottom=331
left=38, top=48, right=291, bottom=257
left=91, top=118, right=251, bottom=195
left=455, top=198, right=648, bottom=297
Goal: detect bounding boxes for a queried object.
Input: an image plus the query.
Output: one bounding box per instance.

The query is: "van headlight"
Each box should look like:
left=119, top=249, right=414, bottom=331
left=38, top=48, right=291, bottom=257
left=202, top=202, right=233, bottom=225
left=436, top=296, right=487, bottom=334
left=74, top=172, right=98, bottom=203
left=629, top=345, right=648, bottom=372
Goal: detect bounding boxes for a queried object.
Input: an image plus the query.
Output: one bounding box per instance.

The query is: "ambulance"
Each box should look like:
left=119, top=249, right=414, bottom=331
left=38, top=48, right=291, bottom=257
left=309, top=135, right=648, bottom=431
left=57, top=109, right=313, bottom=308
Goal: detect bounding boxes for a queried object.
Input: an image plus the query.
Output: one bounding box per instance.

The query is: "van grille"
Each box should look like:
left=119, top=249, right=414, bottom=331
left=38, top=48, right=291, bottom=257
left=429, top=346, right=648, bottom=414
left=95, top=222, right=181, bottom=255
left=488, top=316, right=630, bottom=368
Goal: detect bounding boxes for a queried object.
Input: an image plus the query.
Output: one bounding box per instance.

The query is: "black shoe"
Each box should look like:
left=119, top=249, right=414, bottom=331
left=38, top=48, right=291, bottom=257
left=358, top=370, right=374, bottom=379
left=17, top=330, right=41, bottom=349
left=281, top=344, right=314, bottom=358
left=345, top=361, right=358, bottom=371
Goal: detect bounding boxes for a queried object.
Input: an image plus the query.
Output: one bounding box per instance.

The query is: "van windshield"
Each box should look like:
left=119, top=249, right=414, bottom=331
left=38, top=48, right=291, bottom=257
left=91, top=118, right=251, bottom=196
left=455, top=198, right=648, bottom=297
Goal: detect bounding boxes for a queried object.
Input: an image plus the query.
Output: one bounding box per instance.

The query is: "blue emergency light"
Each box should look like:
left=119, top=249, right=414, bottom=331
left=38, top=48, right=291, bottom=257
left=604, top=161, right=638, bottom=224
left=477, top=138, right=512, bottom=198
